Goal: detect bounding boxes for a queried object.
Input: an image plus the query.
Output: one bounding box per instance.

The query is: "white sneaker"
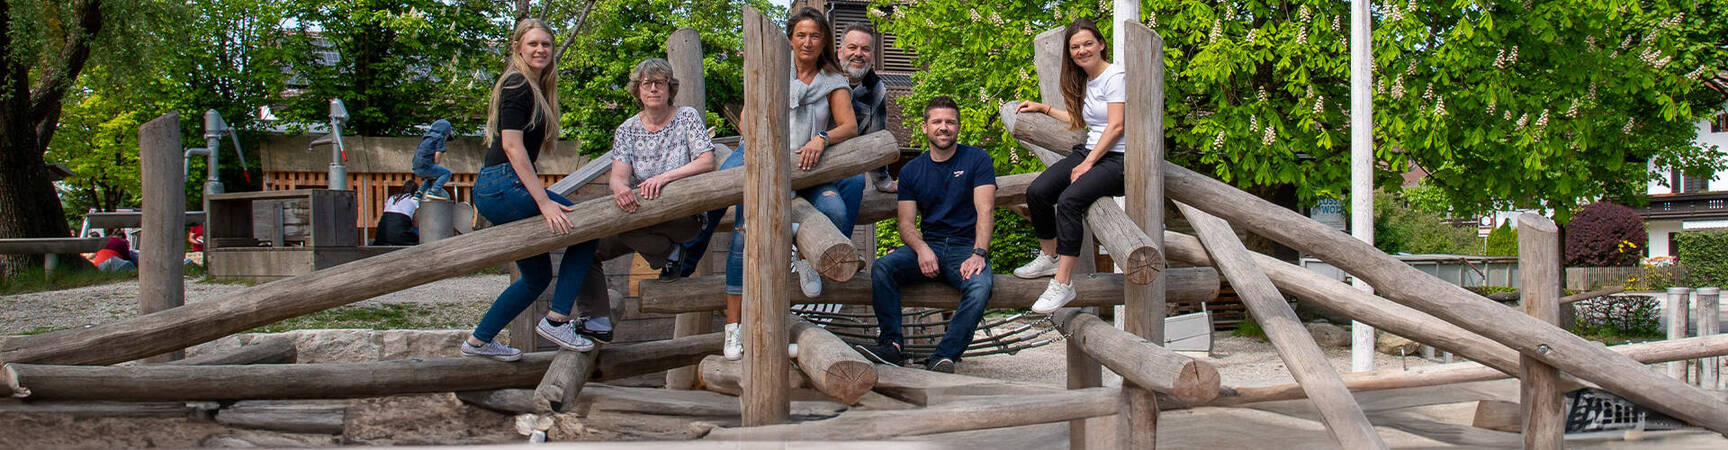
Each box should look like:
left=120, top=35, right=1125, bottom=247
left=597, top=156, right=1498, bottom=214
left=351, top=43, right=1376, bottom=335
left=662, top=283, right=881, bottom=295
left=1031, top=280, right=1077, bottom=314
left=1013, top=253, right=1060, bottom=279
left=724, top=323, right=743, bottom=361
left=788, top=343, right=800, bottom=359
left=792, top=258, right=822, bottom=298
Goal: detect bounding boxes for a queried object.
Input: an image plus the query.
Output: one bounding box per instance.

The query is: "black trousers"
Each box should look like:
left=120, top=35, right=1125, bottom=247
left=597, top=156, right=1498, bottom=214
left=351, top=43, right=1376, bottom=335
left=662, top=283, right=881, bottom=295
left=1026, top=147, right=1125, bottom=257
left=372, top=213, right=418, bottom=246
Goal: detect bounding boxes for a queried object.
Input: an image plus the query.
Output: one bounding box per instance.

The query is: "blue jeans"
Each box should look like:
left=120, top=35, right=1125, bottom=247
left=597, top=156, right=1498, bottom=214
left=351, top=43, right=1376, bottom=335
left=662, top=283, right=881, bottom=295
left=414, top=164, right=453, bottom=197
left=468, top=163, right=598, bottom=343
left=872, top=238, right=992, bottom=361
left=715, top=147, right=860, bottom=295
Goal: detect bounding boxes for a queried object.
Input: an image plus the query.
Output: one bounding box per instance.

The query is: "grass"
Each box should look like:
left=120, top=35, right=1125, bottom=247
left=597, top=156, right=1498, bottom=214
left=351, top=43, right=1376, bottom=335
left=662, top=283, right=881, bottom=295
left=0, top=266, right=138, bottom=296
left=247, top=303, right=485, bottom=333
left=1233, top=316, right=1268, bottom=341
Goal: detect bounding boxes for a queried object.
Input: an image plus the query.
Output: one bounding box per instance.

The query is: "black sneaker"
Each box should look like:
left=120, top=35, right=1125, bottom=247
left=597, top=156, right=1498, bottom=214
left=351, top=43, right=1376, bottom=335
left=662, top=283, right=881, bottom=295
left=657, top=260, right=683, bottom=282
left=573, top=318, right=614, bottom=344
left=853, top=343, right=904, bottom=367
left=923, top=357, right=956, bottom=373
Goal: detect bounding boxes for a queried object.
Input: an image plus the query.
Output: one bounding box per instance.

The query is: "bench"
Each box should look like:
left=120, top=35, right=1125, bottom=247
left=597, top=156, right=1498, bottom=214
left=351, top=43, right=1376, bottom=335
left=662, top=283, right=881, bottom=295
left=0, top=237, right=108, bottom=275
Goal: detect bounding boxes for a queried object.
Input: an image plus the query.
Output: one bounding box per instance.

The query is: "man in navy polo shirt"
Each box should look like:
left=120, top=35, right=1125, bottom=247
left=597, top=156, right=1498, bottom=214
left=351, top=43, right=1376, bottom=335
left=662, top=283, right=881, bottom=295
left=854, top=96, right=996, bottom=373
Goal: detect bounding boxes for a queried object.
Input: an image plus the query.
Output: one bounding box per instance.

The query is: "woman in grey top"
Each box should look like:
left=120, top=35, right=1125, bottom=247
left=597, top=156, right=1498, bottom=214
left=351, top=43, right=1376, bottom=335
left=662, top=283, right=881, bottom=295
left=714, top=7, right=860, bottom=360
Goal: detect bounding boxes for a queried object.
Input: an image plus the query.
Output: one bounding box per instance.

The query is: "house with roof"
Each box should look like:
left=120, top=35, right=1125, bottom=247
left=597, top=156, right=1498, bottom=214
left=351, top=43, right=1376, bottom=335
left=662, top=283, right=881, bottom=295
left=1634, top=113, right=1728, bottom=258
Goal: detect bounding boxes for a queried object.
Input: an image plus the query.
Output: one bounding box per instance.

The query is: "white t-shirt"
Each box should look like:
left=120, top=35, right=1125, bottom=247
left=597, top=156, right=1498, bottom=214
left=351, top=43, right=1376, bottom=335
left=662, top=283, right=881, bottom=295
left=383, top=195, right=419, bottom=217
left=1082, top=64, right=1126, bottom=153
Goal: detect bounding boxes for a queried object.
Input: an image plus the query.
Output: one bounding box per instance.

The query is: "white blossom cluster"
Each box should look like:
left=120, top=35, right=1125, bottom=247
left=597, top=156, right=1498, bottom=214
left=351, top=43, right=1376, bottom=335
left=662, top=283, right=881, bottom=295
left=1685, top=65, right=1711, bottom=80
left=969, top=9, right=980, bottom=22
left=1492, top=46, right=1520, bottom=69
left=1257, top=87, right=1268, bottom=102
left=988, top=11, right=1003, bottom=26
left=1587, top=82, right=1598, bottom=101
left=1421, top=83, right=1433, bottom=100
left=1503, top=109, right=1513, bottom=121
left=1661, top=13, right=1686, bottom=28
left=1432, top=96, right=1447, bottom=117
left=1261, top=123, right=1277, bottom=145
left=1515, top=113, right=1529, bottom=130
left=1246, top=28, right=1258, bottom=44
left=1532, top=109, right=1550, bottom=141
left=1486, top=99, right=1497, bottom=115
left=1297, top=25, right=1308, bottom=45
left=1250, top=114, right=1260, bottom=132
left=1623, top=118, right=1636, bottom=134
left=1210, top=20, right=1223, bottom=43
left=870, top=8, right=886, bottom=19
left=1391, top=75, right=1406, bottom=99
left=1212, top=130, right=1226, bottom=150
left=1313, top=95, right=1325, bottom=115
left=1585, top=35, right=1598, bottom=52
left=1298, top=5, right=1311, bottom=21
left=1331, top=15, right=1341, bottom=33
left=1639, top=47, right=1671, bottom=69
left=1565, top=99, right=1580, bottom=118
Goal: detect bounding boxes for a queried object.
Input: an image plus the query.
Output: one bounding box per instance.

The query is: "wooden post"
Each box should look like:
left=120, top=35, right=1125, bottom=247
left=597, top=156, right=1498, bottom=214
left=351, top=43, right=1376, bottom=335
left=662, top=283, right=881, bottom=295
left=1178, top=204, right=1385, bottom=448
left=532, top=350, right=597, bottom=413
left=1050, top=310, right=1221, bottom=404
left=1005, top=112, right=1728, bottom=432
left=1668, top=287, right=1693, bottom=380
left=740, top=6, right=791, bottom=426
left=1118, top=21, right=1166, bottom=450
left=1515, top=213, right=1563, bottom=449
left=1699, top=287, right=1721, bottom=390
left=1065, top=332, right=1104, bottom=450
left=790, top=317, right=877, bottom=404
left=139, top=113, right=186, bottom=363
left=665, top=26, right=709, bottom=391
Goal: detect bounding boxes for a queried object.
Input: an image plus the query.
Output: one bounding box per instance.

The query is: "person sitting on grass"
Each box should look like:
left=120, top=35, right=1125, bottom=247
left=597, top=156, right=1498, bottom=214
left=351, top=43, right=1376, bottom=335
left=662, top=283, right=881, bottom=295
left=853, top=96, right=996, bottom=373
left=414, top=119, right=456, bottom=201
left=565, top=57, right=716, bottom=345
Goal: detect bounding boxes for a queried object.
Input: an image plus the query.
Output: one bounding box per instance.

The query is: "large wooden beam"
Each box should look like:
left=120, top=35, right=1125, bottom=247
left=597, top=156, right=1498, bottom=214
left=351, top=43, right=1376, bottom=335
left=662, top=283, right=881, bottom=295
left=638, top=269, right=1219, bottom=314
left=703, top=387, right=1121, bottom=441
left=697, top=354, right=808, bottom=397
left=139, top=113, right=186, bottom=363
left=532, top=350, right=597, bottom=413
left=664, top=26, right=710, bottom=392
left=791, top=317, right=876, bottom=404
left=0, top=238, right=107, bottom=254
left=1, top=332, right=720, bottom=401
left=871, top=362, right=1058, bottom=406
left=458, top=385, right=848, bottom=418
left=999, top=105, right=1164, bottom=285
left=1516, top=213, right=1563, bottom=449
left=1010, top=111, right=1728, bottom=431
left=162, top=337, right=297, bottom=366
left=1120, top=22, right=1166, bottom=450
left=0, top=136, right=897, bottom=367
left=740, top=6, right=792, bottom=426
left=1050, top=310, right=1219, bottom=405
left=1213, top=334, right=1728, bottom=406
left=1162, top=230, right=1522, bottom=377
left=1179, top=204, right=1384, bottom=449
left=792, top=198, right=861, bottom=282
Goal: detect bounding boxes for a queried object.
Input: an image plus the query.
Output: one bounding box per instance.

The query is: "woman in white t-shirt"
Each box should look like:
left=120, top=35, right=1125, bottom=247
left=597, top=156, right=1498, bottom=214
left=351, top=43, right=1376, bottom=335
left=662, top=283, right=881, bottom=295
left=1012, top=18, right=1127, bottom=313
left=373, top=180, right=420, bottom=246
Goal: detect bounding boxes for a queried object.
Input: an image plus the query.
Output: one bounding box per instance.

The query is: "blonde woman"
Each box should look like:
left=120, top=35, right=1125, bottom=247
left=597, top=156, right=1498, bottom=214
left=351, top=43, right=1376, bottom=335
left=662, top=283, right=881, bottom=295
left=462, top=19, right=598, bottom=361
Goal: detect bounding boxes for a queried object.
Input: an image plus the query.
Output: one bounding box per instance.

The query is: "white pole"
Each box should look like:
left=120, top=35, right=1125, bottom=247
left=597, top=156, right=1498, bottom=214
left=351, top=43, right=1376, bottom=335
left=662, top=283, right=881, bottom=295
left=1113, top=0, right=1138, bottom=64
left=1349, top=0, right=1377, bottom=372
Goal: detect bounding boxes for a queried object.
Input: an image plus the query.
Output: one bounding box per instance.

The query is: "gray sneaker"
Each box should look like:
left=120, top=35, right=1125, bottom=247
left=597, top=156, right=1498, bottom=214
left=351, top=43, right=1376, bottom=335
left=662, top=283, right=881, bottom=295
left=536, top=318, right=596, bottom=352
left=792, top=258, right=822, bottom=298
left=461, top=339, right=523, bottom=362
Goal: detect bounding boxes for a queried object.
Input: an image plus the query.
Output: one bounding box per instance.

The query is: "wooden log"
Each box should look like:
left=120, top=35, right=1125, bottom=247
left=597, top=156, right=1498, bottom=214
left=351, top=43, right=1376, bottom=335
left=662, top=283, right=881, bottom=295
left=854, top=173, right=1035, bottom=227
left=1516, top=213, right=1563, bottom=449
left=1471, top=400, right=1523, bottom=433
left=1050, top=310, right=1220, bottom=405
left=1162, top=230, right=1523, bottom=377
left=0, top=332, right=720, bottom=401
left=791, top=317, right=876, bottom=404
left=792, top=197, right=861, bottom=282
left=533, top=350, right=597, bottom=414
left=1178, top=203, right=1385, bottom=449
left=0, top=238, right=107, bottom=254
left=459, top=385, right=847, bottom=418
left=1212, top=334, right=1728, bottom=406
left=870, top=362, right=1058, bottom=406
left=1161, top=157, right=1728, bottom=432
left=698, top=354, right=808, bottom=397
left=163, top=337, right=297, bottom=366
left=0, top=133, right=897, bottom=367
left=1003, top=107, right=1728, bottom=431
left=139, top=113, right=186, bottom=363
left=0, top=399, right=219, bottom=419
left=740, top=6, right=792, bottom=426
left=639, top=269, right=1219, bottom=314
left=1120, top=22, right=1166, bottom=450
left=1003, top=107, right=1164, bottom=285
left=665, top=26, right=710, bottom=392
left=703, top=387, right=1121, bottom=441
left=1698, top=287, right=1721, bottom=390
left=1667, top=287, right=1693, bottom=380
left=214, top=400, right=347, bottom=434
left=1066, top=328, right=1104, bottom=450
left=1559, top=286, right=1626, bottom=304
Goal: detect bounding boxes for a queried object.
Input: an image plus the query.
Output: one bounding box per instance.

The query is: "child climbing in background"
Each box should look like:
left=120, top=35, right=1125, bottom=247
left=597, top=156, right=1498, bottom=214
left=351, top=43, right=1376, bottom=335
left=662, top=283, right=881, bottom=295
left=414, top=119, right=455, bottom=201
left=373, top=180, right=421, bottom=246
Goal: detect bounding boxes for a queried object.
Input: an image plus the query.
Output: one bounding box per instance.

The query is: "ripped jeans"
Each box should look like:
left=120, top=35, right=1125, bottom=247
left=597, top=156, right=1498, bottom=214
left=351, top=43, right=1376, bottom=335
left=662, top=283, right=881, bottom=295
left=711, top=147, right=863, bottom=295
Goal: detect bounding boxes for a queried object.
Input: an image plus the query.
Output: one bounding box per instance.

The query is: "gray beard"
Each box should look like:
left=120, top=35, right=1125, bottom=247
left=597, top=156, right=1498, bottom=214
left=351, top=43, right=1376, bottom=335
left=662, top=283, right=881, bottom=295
left=844, top=64, right=870, bottom=81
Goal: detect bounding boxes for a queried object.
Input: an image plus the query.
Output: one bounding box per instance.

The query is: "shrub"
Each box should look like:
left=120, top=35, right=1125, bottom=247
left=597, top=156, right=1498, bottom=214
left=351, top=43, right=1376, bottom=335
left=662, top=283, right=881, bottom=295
left=1373, top=190, right=1481, bottom=255
left=1485, top=220, right=1518, bottom=256
left=1572, top=295, right=1663, bottom=338
left=1676, top=229, right=1728, bottom=286
left=875, top=208, right=1041, bottom=274
left=1563, top=202, right=1646, bottom=267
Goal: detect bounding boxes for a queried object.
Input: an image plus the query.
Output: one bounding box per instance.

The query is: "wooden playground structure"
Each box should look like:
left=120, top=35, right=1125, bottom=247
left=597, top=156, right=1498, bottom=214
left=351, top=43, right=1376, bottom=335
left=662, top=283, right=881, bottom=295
left=4, top=11, right=1728, bottom=448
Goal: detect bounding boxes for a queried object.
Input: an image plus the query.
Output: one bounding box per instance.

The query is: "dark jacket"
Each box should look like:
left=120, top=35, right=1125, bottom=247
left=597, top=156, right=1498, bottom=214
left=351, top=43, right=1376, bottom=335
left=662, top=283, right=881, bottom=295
left=413, top=119, right=454, bottom=169
left=849, top=70, right=888, bottom=135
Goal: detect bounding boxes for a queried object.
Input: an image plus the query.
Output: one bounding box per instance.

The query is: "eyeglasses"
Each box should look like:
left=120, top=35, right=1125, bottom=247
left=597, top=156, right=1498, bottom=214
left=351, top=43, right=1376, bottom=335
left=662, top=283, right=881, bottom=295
left=639, top=79, right=675, bottom=90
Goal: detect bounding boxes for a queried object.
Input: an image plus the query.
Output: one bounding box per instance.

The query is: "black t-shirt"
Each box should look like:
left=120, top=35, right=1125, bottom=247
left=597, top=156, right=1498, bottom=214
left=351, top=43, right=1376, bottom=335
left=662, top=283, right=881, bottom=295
left=484, top=73, right=548, bottom=167
left=897, top=145, right=997, bottom=241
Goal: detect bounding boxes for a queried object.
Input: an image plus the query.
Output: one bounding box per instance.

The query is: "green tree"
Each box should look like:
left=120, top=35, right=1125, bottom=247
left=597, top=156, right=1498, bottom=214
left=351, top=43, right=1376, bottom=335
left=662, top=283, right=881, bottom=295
left=1485, top=220, right=1519, bottom=257
left=875, top=1, right=1728, bottom=220
left=1373, top=189, right=1480, bottom=255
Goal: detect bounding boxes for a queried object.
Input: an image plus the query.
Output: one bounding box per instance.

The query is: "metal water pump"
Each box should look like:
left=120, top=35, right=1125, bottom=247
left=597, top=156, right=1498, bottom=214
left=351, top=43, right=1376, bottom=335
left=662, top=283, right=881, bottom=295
left=305, top=99, right=350, bottom=190
left=182, top=109, right=249, bottom=195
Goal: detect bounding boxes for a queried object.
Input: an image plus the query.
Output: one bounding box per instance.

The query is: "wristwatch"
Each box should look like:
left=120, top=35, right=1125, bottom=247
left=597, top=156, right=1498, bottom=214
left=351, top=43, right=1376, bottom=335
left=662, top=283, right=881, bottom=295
left=972, top=247, right=991, bottom=259
left=816, top=130, right=830, bottom=145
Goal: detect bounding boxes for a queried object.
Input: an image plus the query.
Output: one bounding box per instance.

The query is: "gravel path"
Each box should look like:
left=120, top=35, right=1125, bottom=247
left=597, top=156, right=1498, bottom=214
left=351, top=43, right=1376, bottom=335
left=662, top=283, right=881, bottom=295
left=0, top=274, right=509, bottom=335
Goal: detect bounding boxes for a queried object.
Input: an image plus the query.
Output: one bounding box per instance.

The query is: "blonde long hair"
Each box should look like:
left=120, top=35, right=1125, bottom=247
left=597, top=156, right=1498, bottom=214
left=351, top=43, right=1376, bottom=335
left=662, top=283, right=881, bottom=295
left=484, top=19, right=561, bottom=154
